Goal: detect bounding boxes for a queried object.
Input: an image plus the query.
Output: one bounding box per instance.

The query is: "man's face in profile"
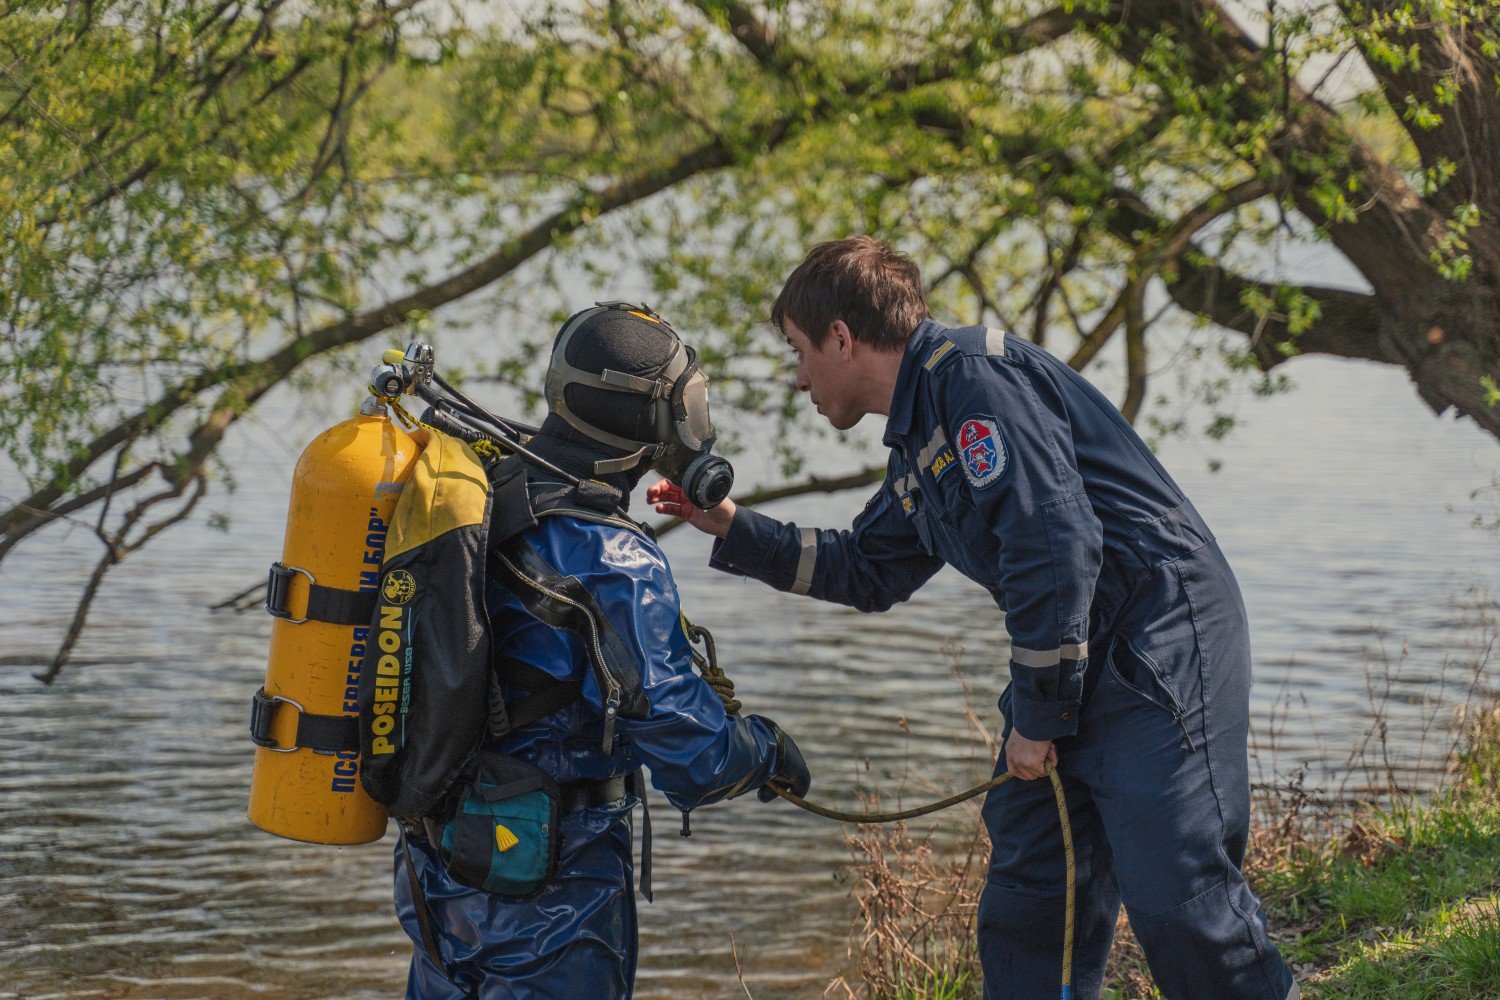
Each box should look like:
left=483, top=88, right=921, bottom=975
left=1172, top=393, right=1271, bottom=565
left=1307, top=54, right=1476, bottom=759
left=784, top=318, right=864, bottom=431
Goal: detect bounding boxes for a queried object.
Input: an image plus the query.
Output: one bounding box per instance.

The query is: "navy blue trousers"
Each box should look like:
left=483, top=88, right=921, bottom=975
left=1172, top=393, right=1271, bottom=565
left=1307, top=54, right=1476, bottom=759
left=979, top=540, right=1296, bottom=1000
left=395, top=800, right=637, bottom=999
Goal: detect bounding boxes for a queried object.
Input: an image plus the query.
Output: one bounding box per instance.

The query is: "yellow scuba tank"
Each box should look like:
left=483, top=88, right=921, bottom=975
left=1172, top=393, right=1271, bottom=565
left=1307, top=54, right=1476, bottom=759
left=247, top=400, right=421, bottom=845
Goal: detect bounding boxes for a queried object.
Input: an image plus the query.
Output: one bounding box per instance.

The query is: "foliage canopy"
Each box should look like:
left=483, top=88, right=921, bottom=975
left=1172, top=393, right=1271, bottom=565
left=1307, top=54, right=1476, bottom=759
left=2, top=0, right=1498, bottom=675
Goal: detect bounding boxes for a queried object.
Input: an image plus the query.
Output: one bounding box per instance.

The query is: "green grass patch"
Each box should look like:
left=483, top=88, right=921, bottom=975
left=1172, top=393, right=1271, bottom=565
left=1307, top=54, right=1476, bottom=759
left=1256, top=716, right=1500, bottom=997
left=1316, top=897, right=1500, bottom=998
left=890, top=971, right=974, bottom=999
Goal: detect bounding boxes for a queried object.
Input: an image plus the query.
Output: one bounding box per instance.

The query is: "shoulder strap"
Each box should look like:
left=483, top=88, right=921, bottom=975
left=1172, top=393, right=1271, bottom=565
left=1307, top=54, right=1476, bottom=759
left=529, top=473, right=644, bottom=536
left=489, top=536, right=650, bottom=753
left=930, top=324, right=1007, bottom=369
left=491, top=457, right=647, bottom=538
left=488, top=456, right=538, bottom=544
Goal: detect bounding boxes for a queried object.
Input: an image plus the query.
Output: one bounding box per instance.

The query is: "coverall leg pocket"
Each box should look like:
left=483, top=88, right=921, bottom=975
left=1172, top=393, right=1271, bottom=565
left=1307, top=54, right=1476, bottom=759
left=1105, top=632, right=1199, bottom=753
left=1088, top=550, right=1292, bottom=999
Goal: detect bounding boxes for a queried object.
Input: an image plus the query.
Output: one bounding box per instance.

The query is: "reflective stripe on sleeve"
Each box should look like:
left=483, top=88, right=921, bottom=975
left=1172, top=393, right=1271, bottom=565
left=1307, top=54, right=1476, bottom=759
left=791, top=527, right=818, bottom=595
left=1010, top=641, right=1088, bottom=668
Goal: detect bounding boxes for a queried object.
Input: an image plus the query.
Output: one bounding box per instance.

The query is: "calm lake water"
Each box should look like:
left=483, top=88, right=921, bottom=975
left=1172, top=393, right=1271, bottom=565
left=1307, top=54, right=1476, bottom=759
left=2, top=349, right=1496, bottom=998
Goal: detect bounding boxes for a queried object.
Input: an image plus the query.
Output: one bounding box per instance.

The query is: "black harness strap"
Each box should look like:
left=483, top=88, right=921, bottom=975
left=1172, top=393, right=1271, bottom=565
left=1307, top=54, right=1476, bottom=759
left=490, top=657, right=585, bottom=734
left=559, top=773, right=628, bottom=812
left=627, top=770, right=653, bottom=903
left=507, top=683, right=586, bottom=733
left=249, top=688, right=360, bottom=754
left=265, top=562, right=377, bottom=627
left=400, top=826, right=455, bottom=984
left=478, top=458, right=658, bottom=902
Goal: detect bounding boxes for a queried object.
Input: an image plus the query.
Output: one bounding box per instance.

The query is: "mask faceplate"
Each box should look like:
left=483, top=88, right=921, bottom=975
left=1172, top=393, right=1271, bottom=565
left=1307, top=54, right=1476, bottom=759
left=544, top=303, right=734, bottom=505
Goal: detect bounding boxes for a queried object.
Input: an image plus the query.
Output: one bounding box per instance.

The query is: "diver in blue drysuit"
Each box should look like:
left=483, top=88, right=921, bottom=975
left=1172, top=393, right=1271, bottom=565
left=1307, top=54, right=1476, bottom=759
left=705, top=315, right=1298, bottom=999
left=395, top=303, right=809, bottom=999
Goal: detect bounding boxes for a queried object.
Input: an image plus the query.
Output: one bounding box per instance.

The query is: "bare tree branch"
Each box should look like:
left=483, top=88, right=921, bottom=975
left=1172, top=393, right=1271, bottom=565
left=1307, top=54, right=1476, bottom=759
left=1121, top=282, right=1148, bottom=423
left=701, top=0, right=1115, bottom=93
left=213, top=463, right=890, bottom=607
left=1028, top=223, right=1088, bottom=349
left=1097, top=182, right=1391, bottom=369
left=34, top=474, right=206, bottom=684
left=1162, top=255, right=1390, bottom=370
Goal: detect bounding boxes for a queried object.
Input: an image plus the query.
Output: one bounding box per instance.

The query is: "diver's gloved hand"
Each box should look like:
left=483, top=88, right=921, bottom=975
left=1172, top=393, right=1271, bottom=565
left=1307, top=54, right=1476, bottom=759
left=752, top=716, right=811, bottom=802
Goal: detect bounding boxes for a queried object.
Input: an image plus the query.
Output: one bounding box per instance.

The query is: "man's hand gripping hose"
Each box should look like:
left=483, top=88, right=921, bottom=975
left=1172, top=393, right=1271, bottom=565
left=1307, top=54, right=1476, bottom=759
left=683, top=618, right=1077, bottom=998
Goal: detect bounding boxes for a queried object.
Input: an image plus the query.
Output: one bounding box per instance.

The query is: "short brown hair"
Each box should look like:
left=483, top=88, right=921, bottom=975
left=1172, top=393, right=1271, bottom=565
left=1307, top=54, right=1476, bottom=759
left=770, top=236, right=929, bottom=351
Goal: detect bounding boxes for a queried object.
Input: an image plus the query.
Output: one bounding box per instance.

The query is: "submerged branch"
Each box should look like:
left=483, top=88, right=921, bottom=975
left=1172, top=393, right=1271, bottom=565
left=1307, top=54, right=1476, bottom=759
left=35, top=474, right=206, bottom=685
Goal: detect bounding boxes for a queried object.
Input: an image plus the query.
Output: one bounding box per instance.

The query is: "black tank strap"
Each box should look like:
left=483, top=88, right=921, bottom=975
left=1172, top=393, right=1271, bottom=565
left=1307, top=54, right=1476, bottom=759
left=264, top=562, right=377, bottom=627
left=249, top=688, right=359, bottom=754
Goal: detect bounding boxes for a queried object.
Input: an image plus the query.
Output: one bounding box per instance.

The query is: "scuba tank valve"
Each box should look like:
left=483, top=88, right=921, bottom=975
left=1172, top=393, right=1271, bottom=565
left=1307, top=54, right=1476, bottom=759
left=373, top=341, right=640, bottom=524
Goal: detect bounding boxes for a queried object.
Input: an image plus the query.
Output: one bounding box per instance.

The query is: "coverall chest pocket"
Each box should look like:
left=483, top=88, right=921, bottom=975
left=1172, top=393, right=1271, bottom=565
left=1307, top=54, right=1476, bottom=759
left=1105, top=634, right=1197, bottom=752
left=934, top=482, right=1000, bottom=583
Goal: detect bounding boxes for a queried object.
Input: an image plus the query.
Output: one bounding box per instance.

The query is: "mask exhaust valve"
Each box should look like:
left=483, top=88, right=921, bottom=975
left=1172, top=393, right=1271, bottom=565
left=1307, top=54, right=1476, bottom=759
left=680, top=454, right=733, bottom=510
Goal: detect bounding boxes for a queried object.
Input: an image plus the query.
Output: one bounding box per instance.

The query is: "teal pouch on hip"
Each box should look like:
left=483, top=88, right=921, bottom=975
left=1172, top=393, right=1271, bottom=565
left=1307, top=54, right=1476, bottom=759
left=435, top=750, right=560, bottom=898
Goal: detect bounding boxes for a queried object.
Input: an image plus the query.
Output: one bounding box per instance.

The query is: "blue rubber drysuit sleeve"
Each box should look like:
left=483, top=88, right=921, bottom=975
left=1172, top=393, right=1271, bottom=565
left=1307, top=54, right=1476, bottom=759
left=936, top=355, right=1103, bottom=741
left=562, top=526, right=782, bottom=812
left=709, top=485, right=945, bottom=612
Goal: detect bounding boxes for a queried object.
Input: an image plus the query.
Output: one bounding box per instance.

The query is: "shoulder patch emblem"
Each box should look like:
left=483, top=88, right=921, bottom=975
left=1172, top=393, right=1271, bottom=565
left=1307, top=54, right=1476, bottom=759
left=957, top=417, right=1006, bottom=488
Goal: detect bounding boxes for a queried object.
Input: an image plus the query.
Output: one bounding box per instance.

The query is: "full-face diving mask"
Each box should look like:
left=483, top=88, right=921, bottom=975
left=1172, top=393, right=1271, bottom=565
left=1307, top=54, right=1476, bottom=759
left=544, top=302, right=735, bottom=509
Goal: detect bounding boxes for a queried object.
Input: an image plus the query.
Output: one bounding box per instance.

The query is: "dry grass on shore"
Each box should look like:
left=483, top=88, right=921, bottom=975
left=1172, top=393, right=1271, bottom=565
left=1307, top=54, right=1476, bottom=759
left=823, top=628, right=1499, bottom=1000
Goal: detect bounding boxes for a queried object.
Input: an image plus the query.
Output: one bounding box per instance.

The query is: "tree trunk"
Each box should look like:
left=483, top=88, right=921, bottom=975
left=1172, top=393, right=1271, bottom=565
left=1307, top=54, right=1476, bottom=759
left=1388, top=259, right=1500, bottom=437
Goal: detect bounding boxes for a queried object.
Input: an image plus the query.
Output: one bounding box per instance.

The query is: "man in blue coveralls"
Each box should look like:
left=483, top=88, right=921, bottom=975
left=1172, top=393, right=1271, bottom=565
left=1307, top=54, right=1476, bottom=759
left=398, top=303, right=810, bottom=998
left=650, top=237, right=1297, bottom=999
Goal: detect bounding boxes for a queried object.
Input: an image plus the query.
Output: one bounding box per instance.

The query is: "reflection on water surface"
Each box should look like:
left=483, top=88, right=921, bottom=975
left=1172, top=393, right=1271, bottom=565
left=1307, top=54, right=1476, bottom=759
left=1, top=356, right=1495, bottom=998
